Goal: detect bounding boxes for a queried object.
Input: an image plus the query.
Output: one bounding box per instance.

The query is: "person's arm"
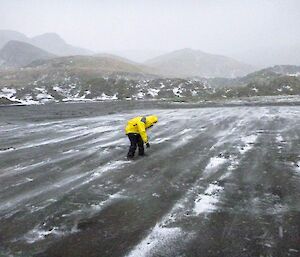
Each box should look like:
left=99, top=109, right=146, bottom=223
left=137, top=120, right=148, bottom=143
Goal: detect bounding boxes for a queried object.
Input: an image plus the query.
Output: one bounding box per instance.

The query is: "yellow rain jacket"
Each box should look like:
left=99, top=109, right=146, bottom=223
left=125, top=115, right=158, bottom=143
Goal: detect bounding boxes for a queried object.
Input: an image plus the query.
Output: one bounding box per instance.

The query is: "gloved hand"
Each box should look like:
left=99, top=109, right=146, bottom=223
left=146, top=142, right=150, bottom=148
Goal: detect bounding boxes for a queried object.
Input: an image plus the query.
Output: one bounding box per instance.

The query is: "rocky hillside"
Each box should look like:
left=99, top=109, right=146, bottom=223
left=0, top=63, right=299, bottom=105
left=0, top=41, right=55, bottom=68
left=145, top=48, right=256, bottom=78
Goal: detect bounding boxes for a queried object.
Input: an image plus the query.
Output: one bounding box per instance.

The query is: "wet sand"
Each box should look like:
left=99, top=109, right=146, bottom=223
left=0, top=101, right=300, bottom=257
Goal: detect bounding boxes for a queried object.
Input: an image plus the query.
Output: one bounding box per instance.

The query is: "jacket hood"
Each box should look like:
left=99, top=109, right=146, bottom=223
left=145, top=115, right=158, bottom=128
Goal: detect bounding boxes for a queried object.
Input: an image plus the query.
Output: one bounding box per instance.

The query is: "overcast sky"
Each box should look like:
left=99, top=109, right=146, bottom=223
left=1, top=0, right=300, bottom=56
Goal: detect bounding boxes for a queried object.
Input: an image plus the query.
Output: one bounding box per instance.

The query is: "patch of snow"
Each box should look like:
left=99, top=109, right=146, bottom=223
left=287, top=72, right=300, bottom=77
left=1, top=87, right=16, bottom=96
left=239, top=134, right=258, bottom=154
left=90, top=160, right=129, bottom=179
left=275, top=134, right=284, bottom=143
left=0, top=147, right=15, bottom=153
left=36, top=93, right=54, bottom=101
left=203, top=156, right=227, bottom=174
left=191, top=90, right=198, bottom=96
left=35, top=87, right=45, bottom=92
left=134, top=92, right=145, bottom=99
left=295, top=161, right=300, bottom=174
left=96, top=93, right=118, bottom=101
left=125, top=224, right=182, bottom=257
left=22, top=95, right=39, bottom=105
left=283, top=85, right=293, bottom=91
left=23, top=226, right=66, bottom=243
left=172, top=87, right=183, bottom=97
left=152, top=137, right=171, bottom=144
left=193, top=183, right=223, bottom=215
left=159, top=82, right=165, bottom=88
left=0, top=87, right=41, bottom=105
left=90, top=192, right=124, bottom=211
left=147, top=88, right=160, bottom=97
left=53, top=86, right=64, bottom=92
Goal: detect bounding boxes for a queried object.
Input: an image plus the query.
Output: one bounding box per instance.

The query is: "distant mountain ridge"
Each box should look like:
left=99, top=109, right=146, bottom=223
left=0, top=30, right=29, bottom=48
left=31, top=33, right=92, bottom=56
left=0, top=30, right=92, bottom=56
left=145, top=48, right=256, bottom=78
left=0, top=40, right=55, bottom=68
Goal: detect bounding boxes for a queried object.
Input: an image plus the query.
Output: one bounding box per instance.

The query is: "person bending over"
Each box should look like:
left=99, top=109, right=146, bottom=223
left=125, top=115, right=158, bottom=159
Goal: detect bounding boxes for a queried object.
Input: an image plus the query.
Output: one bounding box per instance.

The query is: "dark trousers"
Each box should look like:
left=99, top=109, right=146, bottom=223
left=127, top=133, right=144, bottom=158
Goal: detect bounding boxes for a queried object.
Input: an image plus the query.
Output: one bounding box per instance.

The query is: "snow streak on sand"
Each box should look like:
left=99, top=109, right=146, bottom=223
left=203, top=156, right=228, bottom=175
left=23, top=225, right=70, bottom=244
left=193, top=182, right=224, bottom=215
left=239, top=134, right=258, bottom=154
left=126, top=225, right=182, bottom=257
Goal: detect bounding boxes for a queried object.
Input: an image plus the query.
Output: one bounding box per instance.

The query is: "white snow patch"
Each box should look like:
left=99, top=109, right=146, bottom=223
left=35, top=87, right=44, bottom=92
left=96, top=93, right=118, bottom=100
left=23, top=226, right=66, bottom=243
left=276, top=134, right=284, bottom=143
left=152, top=137, right=171, bottom=144
left=239, top=134, right=258, bottom=154
left=147, top=88, right=160, bottom=97
left=76, top=160, right=131, bottom=187
left=283, top=85, right=293, bottom=91
left=193, top=183, right=223, bottom=215
left=295, top=161, right=300, bottom=174
left=63, top=149, right=80, bottom=154
left=178, top=128, right=192, bottom=135
left=53, top=86, right=64, bottom=92
left=22, top=95, right=39, bottom=105
left=1, top=87, right=16, bottom=97
left=91, top=160, right=130, bottom=179
left=172, top=87, right=183, bottom=97
left=134, top=92, right=145, bottom=99
left=203, top=156, right=227, bottom=174
left=0, top=147, right=15, bottom=153
left=191, top=90, right=197, bottom=96
left=90, top=192, right=124, bottom=211
left=288, top=72, right=300, bottom=77
left=36, top=93, right=54, bottom=101
left=125, top=225, right=182, bottom=257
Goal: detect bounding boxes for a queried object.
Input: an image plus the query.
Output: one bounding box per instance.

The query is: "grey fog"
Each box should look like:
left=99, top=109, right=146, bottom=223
left=1, top=0, right=300, bottom=66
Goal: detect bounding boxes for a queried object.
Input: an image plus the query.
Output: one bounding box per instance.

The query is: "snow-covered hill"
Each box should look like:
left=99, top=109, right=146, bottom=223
left=0, top=64, right=299, bottom=105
